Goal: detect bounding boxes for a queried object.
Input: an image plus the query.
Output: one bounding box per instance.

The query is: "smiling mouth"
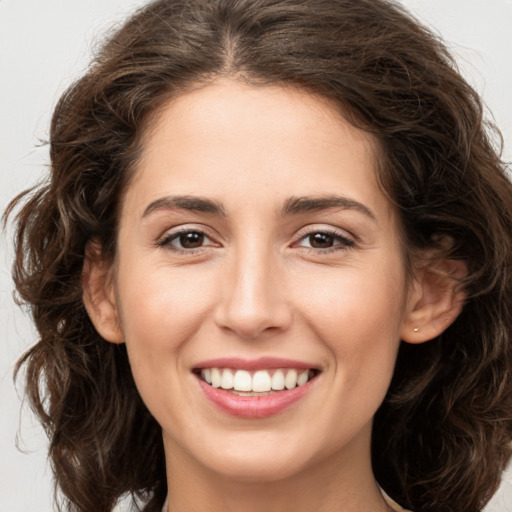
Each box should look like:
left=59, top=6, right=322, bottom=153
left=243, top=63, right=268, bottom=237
left=194, top=368, right=320, bottom=396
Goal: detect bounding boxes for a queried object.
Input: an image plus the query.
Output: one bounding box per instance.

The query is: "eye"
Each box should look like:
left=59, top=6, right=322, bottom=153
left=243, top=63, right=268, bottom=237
left=174, top=231, right=206, bottom=249
left=294, top=229, right=354, bottom=252
left=157, top=228, right=217, bottom=252
left=304, top=232, right=336, bottom=249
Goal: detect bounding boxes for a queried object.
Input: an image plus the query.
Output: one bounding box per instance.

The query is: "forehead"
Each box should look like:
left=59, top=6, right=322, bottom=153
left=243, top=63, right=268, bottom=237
left=124, top=79, right=392, bottom=223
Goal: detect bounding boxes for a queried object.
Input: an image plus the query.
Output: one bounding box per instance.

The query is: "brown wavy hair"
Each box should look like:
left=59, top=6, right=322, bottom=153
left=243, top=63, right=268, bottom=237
left=5, top=0, right=512, bottom=511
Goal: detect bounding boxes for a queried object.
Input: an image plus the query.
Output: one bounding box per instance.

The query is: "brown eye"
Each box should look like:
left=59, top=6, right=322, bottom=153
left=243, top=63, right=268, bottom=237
left=308, top=233, right=334, bottom=248
left=158, top=229, right=215, bottom=251
left=295, top=229, right=355, bottom=252
left=179, top=231, right=204, bottom=248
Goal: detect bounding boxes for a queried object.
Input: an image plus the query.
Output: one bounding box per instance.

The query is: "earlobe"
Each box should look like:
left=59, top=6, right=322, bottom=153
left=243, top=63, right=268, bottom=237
left=401, top=256, right=467, bottom=344
left=82, top=241, right=124, bottom=344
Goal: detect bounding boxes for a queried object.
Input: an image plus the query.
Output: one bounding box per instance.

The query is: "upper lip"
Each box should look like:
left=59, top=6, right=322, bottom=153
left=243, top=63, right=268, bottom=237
left=193, top=357, right=319, bottom=371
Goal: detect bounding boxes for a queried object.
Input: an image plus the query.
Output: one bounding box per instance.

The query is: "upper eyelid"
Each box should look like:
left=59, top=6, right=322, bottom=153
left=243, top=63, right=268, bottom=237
left=159, top=224, right=217, bottom=238
left=157, top=225, right=220, bottom=248
left=293, top=224, right=355, bottom=241
left=155, top=223, right=356, bottom=246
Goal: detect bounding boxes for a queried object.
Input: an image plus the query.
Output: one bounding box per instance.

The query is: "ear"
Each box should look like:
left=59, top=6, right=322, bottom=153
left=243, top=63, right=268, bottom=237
left=401, top=253, right=467, bottom=344
left=82, top=241, right=124, bottom=344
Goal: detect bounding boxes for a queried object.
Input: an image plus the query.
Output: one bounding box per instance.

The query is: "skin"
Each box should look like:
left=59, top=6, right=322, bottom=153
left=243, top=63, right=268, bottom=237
left=84, top=79, right=465, bottom=512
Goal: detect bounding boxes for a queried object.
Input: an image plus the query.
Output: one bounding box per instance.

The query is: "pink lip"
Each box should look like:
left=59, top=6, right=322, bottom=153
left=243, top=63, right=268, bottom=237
left=195, top=374, right=318, bottom=419
left=194, top=357, right=316, bottom=371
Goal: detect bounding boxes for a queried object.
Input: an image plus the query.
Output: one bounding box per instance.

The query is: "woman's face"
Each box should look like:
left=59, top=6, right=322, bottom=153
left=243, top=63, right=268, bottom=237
left=104, top=80, right=417, bottom=482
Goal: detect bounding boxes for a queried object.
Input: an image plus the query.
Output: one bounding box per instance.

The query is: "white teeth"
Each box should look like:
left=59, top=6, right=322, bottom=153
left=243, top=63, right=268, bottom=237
left=199, top=367, right=315, bottom=392
left=221, top=369, right=234, bottom=389
left=297, top=370, right=309, bottom=387
left=271, top=370, right=285, bottom=390
left=211, top=368, right=221, bottom=388
left=285, top=369, right=298, bottom=390
left=233, top=370, right=252, bottom=391
left=252, top=370, right=272, bottom=392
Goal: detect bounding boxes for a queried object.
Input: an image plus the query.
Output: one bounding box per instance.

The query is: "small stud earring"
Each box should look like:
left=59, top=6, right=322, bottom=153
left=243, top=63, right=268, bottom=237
left=413, top=327, right=420, bottom=333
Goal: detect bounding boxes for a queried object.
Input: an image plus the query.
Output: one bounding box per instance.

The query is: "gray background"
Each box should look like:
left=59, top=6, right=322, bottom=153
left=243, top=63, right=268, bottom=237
left=1, top=1, right=511, bottom=510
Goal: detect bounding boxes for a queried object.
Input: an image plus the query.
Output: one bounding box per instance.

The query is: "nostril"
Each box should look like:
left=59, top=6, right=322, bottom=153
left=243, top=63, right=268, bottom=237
left=214, top=304, right=293, bottom=340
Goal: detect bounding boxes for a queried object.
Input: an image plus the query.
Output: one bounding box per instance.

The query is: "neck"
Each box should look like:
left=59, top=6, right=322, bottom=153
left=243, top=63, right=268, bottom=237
left=163, top=425, right=390, bottom=512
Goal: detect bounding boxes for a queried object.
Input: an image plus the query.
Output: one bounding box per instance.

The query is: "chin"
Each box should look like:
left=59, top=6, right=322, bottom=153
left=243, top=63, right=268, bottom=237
left=166, top=426, right=318, bottom=483
left=203, top=451, right=310, bottom=484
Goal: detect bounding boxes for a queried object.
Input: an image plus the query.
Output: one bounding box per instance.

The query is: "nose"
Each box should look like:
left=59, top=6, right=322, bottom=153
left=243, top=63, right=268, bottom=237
left=213, top=246, right=292, bottom=340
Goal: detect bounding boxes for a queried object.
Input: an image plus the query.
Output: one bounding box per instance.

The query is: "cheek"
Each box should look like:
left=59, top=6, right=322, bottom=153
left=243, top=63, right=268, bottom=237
left=114, top=263, right=216, bottom=374
left=112, top=264, right=221, bottom=423
left=298, top=259, right=406, bottom=383
left=300, top=259, right=406, bottom=335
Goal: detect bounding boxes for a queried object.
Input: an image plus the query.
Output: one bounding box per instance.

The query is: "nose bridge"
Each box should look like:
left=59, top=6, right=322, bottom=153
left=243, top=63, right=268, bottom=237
left=215, top=239, right=290, bottom=339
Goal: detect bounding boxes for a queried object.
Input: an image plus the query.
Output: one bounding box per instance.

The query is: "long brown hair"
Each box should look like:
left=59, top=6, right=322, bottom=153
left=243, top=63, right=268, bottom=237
left=5, top=1, right=512, bottom=511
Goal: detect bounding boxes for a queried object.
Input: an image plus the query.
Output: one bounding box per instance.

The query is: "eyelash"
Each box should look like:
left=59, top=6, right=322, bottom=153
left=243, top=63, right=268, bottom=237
left=156, top=227, right=217, bottom=254
left=292, top=228, right=355, bottom=254
left=156, top=227, right=355, bottom=255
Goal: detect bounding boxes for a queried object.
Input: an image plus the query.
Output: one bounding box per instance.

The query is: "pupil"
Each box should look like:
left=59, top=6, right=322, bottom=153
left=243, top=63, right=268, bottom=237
left=180, top=231, right=204, bottom=248
left=310, top=233, right=334, bottom=248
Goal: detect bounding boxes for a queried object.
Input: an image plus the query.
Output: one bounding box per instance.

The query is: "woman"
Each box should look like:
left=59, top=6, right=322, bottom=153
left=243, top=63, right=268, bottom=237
left=5, top=0, right=512, bottom=511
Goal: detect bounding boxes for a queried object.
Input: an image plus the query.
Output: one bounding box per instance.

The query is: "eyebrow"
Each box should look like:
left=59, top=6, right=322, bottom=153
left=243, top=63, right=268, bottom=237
left=142, top=194, right=375, bottom=221
left=142, top=195, right=226, bottom=218
left=280, top=195, right=376, bottom=220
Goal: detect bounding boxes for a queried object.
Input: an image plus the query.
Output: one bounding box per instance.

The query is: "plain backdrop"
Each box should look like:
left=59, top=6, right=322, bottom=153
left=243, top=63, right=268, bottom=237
left=1, top=1, right=511, bottom=510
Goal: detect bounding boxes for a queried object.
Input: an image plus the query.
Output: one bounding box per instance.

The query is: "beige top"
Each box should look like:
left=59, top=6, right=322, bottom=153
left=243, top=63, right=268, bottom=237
left=161, top=489, right=412, bottom=511
left=381, top=488, right=413, bottom=511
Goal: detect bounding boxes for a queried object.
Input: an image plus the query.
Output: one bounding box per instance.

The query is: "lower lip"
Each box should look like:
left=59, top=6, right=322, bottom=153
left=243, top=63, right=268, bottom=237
left=197, top=377, right=316, bottom=419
